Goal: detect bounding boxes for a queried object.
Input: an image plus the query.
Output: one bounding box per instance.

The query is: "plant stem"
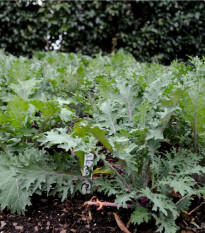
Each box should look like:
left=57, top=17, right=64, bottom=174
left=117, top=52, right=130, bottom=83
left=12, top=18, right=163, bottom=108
left=151, top=171, right=155, bottom=189
left=161, top=99, right=181, bottom=134
left=145, top=161, right=151, bottom=188
left=101, top=157, right=133, bottom=193
left=138, top=156, right=144, bottom=176
left=34, top=110, right=57, bottom=148
left=46, top=171, right=94, bottom=182
left=193, top=103, right=198, bottom=153
left=39, top=110, right=57, bottom=134
left=0, top=141, right=6, bottom=152
left=86, top=200, right=132, bottom=209
left=176, top=194, right=190, bottom=206
left=161, top=111, right=174, bottom=134
left=112, top=164, right=126, bottom=174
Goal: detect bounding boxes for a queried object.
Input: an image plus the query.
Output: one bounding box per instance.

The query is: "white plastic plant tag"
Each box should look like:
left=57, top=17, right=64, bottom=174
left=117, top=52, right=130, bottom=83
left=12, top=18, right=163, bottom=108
left=82, top=153, right=94, bottom=194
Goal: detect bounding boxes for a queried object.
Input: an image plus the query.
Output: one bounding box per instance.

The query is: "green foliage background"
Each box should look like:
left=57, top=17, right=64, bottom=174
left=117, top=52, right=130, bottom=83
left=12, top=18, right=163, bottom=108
left=1, top=0, right=205, bottom=64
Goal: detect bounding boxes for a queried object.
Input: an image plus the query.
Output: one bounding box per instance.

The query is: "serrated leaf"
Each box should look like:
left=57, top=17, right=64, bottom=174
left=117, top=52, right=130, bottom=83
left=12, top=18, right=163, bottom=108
left=180, top=80, right=205, bottom=137
left=157, top=106, right=179, bottom=122
left=92, top=177, right=119, bottom=196
left=115, top=192, right=136, bottom=208
left=0, top=148, right=81, bottom=213
left=0, top=97, right=29, bottom=131
left=0, top=156, right=31, bottom=214
left=10, top=79, right=40, bottom=99
left=160, top=176, right=195, bottom=196
left=59, top=108, right=74, bottom=122
left=134, top=101, right=150, bottom=130
left=116, top=80, right=139, bottom=121
left=146, top=127, right=164, bottom=140
left=141, top=188, right=178, bottom=218
left=177, top=195, right=193, bottom=212
left=181, top=165, right=205, bottom=176
left=7, top=59, right=30, bottom=83
left=73, top=122, right=113, bottom=153
left=153, top=213, right=179, bottom=233
left=30, top=100, right=60, bottom=118
left=39, top=128, right=80, bottom=151
left=144, top=75, right=172, bottom=105
left=195, top=186, right=205, bottom=197
left=96, top=100, right=121, bottom=134
left=131, top=207, right=151, bottom=225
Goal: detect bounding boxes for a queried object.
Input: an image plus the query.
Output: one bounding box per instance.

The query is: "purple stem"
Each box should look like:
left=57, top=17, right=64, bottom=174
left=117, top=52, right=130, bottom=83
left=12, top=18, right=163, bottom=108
left=86, top=200, right=132, bottom=208
left=101, top=157, right=133, bottom=193
left=145, top=162, right=151, bottom=188
left=139, top=198, right=148, bottom=206
left=112, top=165, right=126, bottom=174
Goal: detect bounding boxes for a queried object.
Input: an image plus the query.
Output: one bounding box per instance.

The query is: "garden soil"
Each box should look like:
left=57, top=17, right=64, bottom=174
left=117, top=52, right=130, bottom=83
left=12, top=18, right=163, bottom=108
left=0, top=192, right=205, bottom=233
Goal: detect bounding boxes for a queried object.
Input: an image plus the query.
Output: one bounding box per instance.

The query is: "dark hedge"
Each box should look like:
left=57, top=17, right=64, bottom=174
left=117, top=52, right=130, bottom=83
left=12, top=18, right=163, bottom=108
left=0, top=1, right=205, bottom=64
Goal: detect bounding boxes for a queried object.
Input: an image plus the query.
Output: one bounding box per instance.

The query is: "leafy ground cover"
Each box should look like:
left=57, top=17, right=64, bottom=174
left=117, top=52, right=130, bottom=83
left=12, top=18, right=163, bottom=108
left=0, top=50, right=205, bottom=232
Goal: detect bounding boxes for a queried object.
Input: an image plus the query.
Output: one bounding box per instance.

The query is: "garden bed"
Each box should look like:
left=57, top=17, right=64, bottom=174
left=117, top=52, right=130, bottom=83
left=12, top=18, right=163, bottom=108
left=0, top=51, right=205, bottom=232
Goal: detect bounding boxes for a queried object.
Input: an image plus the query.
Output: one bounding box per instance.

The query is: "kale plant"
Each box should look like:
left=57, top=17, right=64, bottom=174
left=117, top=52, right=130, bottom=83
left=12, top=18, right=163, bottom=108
left=0, top=51, right=205, bottom=232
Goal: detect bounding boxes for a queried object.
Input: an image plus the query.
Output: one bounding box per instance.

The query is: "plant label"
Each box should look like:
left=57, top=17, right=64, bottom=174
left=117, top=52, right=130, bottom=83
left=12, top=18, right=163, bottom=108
left=82, top=153, right=94, bottom=194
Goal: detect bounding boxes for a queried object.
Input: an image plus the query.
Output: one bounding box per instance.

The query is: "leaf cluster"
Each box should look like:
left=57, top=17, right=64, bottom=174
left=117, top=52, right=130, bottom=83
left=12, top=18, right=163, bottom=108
left=0, top=52, right=205, bottom=232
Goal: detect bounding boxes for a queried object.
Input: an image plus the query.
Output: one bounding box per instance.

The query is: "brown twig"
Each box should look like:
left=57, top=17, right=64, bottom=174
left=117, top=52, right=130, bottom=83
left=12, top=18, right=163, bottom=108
left=126, top=218, right=131, bottom=229
left=187, top=202, right=205, bottom=215
left=113, top=213, right=132, bottom=233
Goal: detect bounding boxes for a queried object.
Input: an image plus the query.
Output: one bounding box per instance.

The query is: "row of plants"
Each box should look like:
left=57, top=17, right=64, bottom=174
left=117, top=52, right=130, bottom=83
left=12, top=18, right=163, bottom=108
left=0, top=50, right=205, bottom=232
